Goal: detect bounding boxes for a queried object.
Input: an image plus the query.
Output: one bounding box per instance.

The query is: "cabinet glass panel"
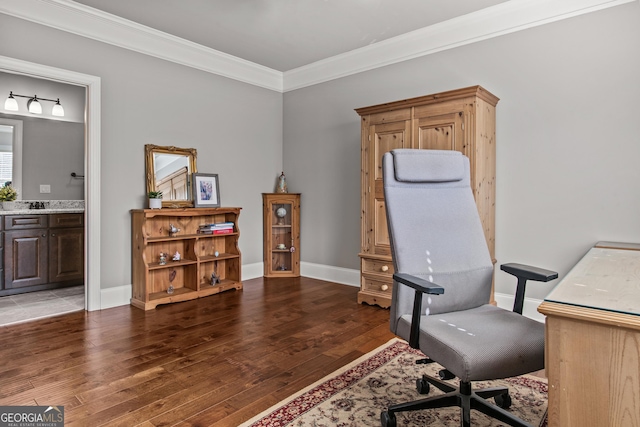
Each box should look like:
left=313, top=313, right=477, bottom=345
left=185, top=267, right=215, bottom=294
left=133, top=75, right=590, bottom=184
left=271, top=202, right=293, bottom=272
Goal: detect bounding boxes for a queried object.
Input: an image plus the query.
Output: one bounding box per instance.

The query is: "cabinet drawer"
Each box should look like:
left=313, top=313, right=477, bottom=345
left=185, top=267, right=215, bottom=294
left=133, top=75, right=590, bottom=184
left=362, top=275, right=393, bottom=295
left=50, top=213, right=84, bottom=228
left=362, top=257, right=394, bottom=277
left=4, top=215, right=48, bottom=230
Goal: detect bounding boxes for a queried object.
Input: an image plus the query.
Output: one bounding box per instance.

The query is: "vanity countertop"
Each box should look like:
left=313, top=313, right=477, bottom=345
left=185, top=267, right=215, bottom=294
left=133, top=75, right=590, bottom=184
left=0, top=208, right=84, bottom=215
left=0, top=200, right=85, bottom=215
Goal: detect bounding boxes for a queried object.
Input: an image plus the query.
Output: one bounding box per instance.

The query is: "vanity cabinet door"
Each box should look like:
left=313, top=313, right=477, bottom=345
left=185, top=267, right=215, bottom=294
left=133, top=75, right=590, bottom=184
left=49, top=227, right=84, bottom=283
left=4, top=229, right=49, bottom=289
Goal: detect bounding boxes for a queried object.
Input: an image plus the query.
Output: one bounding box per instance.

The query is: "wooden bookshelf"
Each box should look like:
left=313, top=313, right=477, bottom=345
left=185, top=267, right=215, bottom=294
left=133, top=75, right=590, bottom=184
left=130, top=207, right=242, bottom=310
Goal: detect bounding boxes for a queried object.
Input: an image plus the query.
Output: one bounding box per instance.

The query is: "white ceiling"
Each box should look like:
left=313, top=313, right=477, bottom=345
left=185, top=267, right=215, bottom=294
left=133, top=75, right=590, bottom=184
left=72, top=0, right=508, bottom=71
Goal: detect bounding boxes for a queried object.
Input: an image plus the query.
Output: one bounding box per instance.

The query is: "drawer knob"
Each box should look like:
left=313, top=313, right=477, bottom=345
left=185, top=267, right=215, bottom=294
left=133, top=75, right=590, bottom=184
left=381, top=284, right=389, bottom=291
left=381, top=265, right=389, bottom=272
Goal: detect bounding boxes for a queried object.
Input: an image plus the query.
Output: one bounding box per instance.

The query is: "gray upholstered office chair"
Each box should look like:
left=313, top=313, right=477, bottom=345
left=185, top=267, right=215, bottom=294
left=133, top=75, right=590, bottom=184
left=380, top=149, right=557, bottom=427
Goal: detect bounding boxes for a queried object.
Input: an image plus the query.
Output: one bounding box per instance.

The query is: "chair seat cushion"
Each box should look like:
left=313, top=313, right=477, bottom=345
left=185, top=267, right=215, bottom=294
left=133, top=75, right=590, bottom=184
left=397, top=304, right=544, bottom=382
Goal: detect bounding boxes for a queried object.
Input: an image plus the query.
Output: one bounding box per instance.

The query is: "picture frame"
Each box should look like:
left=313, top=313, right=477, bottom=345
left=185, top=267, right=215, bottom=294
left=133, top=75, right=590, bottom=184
left=192, top=173, right=220, bottom=208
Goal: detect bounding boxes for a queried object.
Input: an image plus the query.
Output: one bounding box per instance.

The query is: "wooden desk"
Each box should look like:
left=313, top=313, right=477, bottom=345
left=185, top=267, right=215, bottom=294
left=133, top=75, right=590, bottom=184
left=538, top=242, right=640, bottom=427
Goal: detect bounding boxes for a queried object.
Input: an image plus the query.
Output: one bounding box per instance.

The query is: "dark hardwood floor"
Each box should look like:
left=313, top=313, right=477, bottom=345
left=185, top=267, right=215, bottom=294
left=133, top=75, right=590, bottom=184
left=0, top=277, right=394, bottom=426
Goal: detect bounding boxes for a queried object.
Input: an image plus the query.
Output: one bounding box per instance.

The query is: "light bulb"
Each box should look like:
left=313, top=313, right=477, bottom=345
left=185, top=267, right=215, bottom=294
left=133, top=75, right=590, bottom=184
left=4, top=93, right=18, bottom=111
left=51, top=99, right=64, bottom=117
left=28, top=97, right=42, bottom=114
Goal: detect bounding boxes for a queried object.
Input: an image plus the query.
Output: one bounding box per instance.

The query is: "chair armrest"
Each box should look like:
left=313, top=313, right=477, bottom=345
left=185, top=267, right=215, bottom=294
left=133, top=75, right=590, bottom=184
left=500, top=263, right=558, bottom=315
left=393, top=273, right=445, bottom=295
left=393, top=273, right=444, bottom=349
left=500, top=263, right=558, bottom=282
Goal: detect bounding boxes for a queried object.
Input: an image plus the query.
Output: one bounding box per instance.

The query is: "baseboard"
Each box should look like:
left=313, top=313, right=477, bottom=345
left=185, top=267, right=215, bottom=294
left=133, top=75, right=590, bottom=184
left=242, top=262, right=264, bottom=280
left=100, top=285, right=132, bottom=310
left=494, top=292, right=545, bottom=323
left=300, top=262, right=360, bottom=287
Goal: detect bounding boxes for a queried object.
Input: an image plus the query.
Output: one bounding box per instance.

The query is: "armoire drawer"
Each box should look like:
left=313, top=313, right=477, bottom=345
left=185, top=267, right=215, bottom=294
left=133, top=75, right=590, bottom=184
left=361, top=257, right=394, bottom=277
left=361, top=275, right=393, bottom=295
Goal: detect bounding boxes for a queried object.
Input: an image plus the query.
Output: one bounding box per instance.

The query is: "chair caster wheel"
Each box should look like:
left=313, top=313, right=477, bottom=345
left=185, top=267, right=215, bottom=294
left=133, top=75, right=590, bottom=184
left=416, top=375, right=431, bottom=394
left=438, top=369, right=455, bottom=380
left=495, top=392, right=512, bottom=409
left=380, top=411, right=397, bottom=427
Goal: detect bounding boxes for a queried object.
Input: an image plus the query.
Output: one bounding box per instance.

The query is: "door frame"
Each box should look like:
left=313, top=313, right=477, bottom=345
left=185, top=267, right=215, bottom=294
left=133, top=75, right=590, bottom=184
left=0, top=55, right=101, bottom=311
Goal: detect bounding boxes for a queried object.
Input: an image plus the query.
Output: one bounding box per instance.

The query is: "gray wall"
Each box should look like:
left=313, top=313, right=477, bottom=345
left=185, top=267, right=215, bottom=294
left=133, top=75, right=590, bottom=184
left=284, top=2, right=640, bottom=300
left=0, top=13, right=283, bottom=291
left=0, top=113, right=85, bottom=200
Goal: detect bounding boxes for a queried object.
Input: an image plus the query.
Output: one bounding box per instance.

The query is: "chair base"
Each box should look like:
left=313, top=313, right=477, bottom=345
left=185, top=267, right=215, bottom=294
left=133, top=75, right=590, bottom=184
left=381, top=376, right=533, bottom=427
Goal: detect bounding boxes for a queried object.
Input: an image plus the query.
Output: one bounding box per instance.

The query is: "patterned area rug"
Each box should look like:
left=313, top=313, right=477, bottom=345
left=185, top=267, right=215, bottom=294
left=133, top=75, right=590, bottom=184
left=241, top=338, right=547, bottom=427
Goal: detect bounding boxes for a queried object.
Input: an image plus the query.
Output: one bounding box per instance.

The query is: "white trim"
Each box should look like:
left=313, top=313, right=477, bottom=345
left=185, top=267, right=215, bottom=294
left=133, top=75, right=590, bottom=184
left=0, top=0, right=633, bottom=92
left=0, top=117, right=23, bottom=199
left=300, top=262, right=360, bottom=287
left=100, top=285, right=131, bottom=310
left=242, top=262, right=264, bottom=281
left=283, top=0, right=636, bottom=91
left=0, top=0, right=282, bottom=92
left=0, top=55, right=102, bottom=311
left=494, top=292, right=545, bottom=323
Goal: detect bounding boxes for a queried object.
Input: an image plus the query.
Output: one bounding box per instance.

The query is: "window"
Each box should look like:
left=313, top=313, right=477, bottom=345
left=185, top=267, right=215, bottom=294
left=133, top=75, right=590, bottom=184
left=0, top=152, right=12, bottom=184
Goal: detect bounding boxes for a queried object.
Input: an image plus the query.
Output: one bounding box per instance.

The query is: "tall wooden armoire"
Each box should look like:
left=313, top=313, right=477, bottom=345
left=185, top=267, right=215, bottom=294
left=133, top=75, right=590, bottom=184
left=356, top=85, right=499, bottom=308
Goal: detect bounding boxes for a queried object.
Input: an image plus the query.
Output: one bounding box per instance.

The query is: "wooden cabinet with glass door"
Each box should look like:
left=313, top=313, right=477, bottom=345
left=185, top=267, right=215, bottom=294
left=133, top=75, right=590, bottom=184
left=262, top=193, right=300, bottom=277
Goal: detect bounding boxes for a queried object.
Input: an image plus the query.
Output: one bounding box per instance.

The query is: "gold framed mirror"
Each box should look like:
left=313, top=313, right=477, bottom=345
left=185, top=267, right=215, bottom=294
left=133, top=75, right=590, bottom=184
left=145, top=144, right=197, bottom=208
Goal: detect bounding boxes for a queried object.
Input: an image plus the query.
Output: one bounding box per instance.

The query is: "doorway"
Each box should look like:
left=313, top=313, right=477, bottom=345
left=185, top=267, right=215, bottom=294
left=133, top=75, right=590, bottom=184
left=0, top=55, right=101, bottom=311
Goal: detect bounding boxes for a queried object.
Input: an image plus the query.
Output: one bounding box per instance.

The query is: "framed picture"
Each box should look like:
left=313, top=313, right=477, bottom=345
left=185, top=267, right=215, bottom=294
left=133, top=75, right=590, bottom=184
left=192, top=173, right=220, bottom=207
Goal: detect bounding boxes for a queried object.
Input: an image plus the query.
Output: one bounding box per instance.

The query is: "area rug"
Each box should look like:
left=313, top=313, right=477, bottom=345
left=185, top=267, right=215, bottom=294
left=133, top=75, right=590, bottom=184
left=241, top=338, right=547, bottom=427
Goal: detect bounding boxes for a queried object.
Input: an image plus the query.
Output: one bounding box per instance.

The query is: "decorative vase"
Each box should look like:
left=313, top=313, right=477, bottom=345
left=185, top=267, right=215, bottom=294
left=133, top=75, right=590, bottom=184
left=2, top=201, right=16, bottom=211
left=149, top=198, right=162, bottom=209
left=276, top=172, right=288, bottom=193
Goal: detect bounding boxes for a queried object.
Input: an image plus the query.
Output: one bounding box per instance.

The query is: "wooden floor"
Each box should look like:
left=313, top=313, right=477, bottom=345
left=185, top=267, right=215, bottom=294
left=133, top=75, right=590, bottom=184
left=0, top=277, right=394, bottom=426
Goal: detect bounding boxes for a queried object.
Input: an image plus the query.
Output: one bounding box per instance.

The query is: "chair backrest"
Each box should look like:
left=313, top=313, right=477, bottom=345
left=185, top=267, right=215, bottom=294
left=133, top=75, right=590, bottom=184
left=382, top=149, right=493, bottom=332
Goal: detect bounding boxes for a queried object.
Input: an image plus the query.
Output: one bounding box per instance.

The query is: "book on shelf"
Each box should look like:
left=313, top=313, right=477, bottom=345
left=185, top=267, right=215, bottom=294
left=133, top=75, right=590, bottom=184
left=198, top=228, right=234, bottom=235
left=200, top=222, right=234, bottom=228
left=199, top=222, right=234, bottom=231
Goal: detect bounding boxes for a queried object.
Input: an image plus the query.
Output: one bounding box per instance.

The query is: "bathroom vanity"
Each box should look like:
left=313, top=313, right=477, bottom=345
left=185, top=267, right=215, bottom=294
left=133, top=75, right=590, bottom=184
left=0, top=206, right=84, bottom=296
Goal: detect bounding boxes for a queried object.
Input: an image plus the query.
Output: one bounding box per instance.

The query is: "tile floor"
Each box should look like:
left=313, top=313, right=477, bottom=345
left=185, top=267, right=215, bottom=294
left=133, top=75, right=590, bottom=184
left=0, top=286, right=85, bottom=327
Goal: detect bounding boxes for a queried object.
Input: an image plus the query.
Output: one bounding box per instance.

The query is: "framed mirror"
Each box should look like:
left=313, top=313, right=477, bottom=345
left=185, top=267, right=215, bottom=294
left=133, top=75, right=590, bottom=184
left=145, top=144, right=197, bottom=208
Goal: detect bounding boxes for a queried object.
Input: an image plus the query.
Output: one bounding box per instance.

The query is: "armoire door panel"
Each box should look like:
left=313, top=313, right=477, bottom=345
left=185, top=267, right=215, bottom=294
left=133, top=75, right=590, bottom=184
left=374, top=199, right=390, bottom=252
left=372, top=122, right=411, bottom=181
left=414, top=112, right=464, bottom=152
left=363, top=120, right=411, bottom=255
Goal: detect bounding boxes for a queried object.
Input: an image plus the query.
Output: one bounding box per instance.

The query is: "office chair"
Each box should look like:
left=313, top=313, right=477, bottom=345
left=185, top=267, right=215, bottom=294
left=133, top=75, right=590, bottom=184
left=380, top=149, right=557, bottom=427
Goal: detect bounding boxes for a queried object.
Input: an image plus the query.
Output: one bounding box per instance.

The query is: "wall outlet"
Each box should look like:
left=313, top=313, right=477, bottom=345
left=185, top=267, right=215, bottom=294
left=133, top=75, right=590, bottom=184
left=40, top=184, right=51, bottom=193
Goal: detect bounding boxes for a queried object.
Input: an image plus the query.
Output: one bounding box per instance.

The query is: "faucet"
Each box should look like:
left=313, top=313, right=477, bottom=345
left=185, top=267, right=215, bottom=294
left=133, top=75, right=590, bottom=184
left=29, top=202, right=46, bottom=209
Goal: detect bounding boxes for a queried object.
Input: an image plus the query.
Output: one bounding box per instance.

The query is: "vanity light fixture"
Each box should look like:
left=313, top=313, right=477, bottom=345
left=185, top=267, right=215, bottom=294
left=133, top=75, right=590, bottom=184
left=4, top=91, right=65, bottom=117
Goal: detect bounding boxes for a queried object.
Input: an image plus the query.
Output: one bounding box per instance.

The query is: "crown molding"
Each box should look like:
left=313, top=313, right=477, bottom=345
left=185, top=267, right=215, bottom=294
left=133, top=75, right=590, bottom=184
left=283, top=0, right=636, bottom=91
left=0, top=0, right=283, bottom=91
left=0, top=0, right=635, bottom=93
